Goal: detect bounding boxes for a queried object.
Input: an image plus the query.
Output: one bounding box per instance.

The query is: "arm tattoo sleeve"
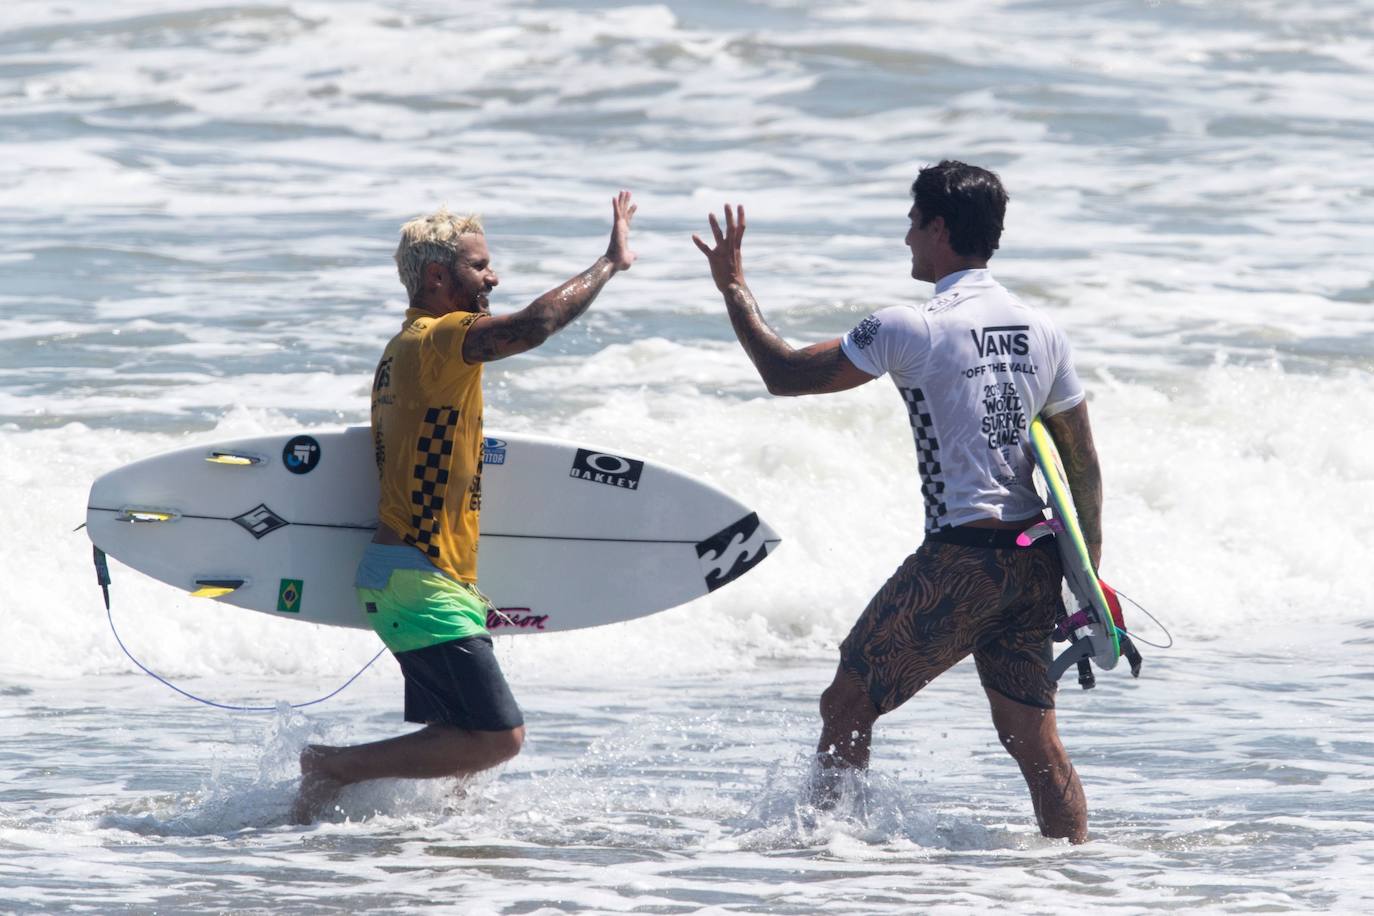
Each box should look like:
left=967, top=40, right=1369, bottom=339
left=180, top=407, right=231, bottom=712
left=723, top=283, right=845, bottom=395
left=465, top=257, right=616, bottom=362
left=1046, top=405, right=1103, bottom=562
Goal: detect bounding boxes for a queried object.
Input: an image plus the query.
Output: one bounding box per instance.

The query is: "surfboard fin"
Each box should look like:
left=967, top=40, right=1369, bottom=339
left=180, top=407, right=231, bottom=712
left=1099, top=579, right=1144, bottom=677
left=92, top=545, right=111, bottom=610
left=191, top=578, right=246, bottom=599
left=205, top=450, right=266, bottom=466
left=1015, top=518, right=1062, bottom=547
left=1049, top=639, right=1092, bottom=683
left=116, top=507, right=179, bottom=523
left=1120, top=633, right=1144, bottom=678
left=1076, top=656, right=1096, bottom=690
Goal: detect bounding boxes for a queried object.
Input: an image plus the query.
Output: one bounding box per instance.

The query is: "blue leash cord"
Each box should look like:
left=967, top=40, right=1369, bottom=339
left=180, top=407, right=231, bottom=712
left=96, top=545, right=386, bottom=711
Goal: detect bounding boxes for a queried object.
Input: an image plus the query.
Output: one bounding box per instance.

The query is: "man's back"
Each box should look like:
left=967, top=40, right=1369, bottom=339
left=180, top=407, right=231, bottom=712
left=694, top=162, right=1097, bottom=843
left=841, top=269, right=1084, bottom=530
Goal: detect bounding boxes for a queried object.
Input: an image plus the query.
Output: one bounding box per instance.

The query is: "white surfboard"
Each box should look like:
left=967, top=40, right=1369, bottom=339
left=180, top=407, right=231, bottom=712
left=85, top=428, right=781, bottom=634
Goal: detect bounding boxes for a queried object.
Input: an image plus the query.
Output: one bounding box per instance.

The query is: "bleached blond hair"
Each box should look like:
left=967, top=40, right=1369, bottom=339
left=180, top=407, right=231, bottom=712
left=394, top=207, right=484, bottom=301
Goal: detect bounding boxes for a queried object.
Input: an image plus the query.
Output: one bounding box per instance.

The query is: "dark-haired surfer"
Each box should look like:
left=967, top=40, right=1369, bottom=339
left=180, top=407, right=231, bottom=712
left=694, top=161, right=1101, bottom=843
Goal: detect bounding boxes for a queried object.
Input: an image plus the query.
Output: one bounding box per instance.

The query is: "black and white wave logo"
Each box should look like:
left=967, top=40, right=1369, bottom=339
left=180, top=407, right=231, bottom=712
left=696, top=512, right=770, bottom=592
left=232, top=503, right=289, bottom=539
left=569, top=449, right=643, bottom=490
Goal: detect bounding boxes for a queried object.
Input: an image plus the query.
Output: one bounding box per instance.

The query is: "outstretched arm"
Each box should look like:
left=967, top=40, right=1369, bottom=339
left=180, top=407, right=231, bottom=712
left=693, top=204, right=873, bottom=396
left=1043, top=401, right=1103, bottom=570
left=464, top=191, right=637, bottom=363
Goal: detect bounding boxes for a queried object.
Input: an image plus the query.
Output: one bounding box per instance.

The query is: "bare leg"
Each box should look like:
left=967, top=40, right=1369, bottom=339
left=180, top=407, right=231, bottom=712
left=984, top=688, right=1086, bottom=843
left=291, top=724, right=524, bottom=824
left=811, top=665, right=880, bottom=808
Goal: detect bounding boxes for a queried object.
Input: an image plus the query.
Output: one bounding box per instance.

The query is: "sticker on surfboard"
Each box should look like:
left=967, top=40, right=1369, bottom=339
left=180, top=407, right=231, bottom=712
left=276, top=578, right=304, bottom=613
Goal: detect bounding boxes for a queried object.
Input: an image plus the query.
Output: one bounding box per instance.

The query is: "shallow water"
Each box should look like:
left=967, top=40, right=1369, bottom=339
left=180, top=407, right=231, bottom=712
left=5, top=638, right=1374, bottom=913
left=3, top=0, right=1373, bottom=912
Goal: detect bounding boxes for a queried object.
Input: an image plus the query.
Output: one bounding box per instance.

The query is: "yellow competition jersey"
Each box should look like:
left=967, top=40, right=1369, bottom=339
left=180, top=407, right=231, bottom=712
left=371, top=308, right=485, bottom=583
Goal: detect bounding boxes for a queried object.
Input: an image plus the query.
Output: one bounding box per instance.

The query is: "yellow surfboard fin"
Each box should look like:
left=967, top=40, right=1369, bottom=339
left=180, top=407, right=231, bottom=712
left=206, top=450, right=265, bottom=466
left=116, top=507, right=179, bottom=523
left=191, top=578, right=246, bottom=598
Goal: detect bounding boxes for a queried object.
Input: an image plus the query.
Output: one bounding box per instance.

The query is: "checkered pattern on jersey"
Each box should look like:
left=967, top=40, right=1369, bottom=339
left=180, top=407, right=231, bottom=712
left=898, top=387, right=949, bottom=532
left=406, top=406, right=459, bottom=559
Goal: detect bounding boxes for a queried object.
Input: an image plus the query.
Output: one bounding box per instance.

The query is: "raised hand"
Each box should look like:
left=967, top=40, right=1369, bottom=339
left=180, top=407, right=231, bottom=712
left=693, top=204, right=746, bottom=292
left=605, top=190, right=638, bottom=272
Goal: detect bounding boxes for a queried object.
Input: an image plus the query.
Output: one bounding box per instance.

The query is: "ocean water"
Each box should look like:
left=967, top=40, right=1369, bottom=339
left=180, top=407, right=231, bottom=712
left=3, top=0, right=1373, bottom=912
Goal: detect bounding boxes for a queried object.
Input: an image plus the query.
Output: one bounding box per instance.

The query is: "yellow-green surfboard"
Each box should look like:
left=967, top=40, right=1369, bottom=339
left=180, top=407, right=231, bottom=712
left=1028, top=416, right=1121, bottom=677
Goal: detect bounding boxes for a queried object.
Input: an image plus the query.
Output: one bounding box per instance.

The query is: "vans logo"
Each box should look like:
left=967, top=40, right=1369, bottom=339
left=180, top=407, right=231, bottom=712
left=971, top=325, right=1030, bottom=358
left=570, top=449, right=643, bottom=490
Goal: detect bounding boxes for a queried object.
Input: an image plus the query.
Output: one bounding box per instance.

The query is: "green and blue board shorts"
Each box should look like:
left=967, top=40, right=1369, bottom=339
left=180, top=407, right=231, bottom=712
left=355, top=543, right=523, bottom=731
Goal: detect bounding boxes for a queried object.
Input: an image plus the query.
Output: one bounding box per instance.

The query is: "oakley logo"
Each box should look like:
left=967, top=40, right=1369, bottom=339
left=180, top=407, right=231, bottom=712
left=570, top=449, right=643, bottom=490
left=971, top=325, right=1030, bottom=358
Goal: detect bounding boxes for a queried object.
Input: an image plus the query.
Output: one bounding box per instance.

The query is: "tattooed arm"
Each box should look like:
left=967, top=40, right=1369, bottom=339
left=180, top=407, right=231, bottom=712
left=718, top=284, right=873, bottom=395
left=463, top=191, right=637, bottom=363
left=694, top=204, right=874, bottom=396
left=1042, top=401, right=1103, bottom=570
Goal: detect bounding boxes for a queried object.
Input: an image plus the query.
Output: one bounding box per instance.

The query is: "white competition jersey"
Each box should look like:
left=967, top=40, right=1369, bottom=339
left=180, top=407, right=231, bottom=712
left=841, top=269, right=1084, bottom=533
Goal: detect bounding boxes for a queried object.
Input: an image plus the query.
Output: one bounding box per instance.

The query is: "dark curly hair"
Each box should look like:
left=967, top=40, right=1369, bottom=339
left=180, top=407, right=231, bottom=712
left=911, top=160, right=1008, bottom=260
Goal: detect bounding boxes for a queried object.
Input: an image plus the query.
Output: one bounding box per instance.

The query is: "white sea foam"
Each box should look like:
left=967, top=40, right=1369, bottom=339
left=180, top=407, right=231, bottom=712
left=4, top=356, right=1370, bottom=686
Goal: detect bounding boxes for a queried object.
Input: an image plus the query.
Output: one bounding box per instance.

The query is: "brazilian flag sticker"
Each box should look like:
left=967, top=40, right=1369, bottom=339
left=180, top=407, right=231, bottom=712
left=277, top=578, right=303, bottom=613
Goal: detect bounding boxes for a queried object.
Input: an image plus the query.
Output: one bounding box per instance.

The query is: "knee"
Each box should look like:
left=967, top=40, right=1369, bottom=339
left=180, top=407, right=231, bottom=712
left=485, top=725, right=524, bottom=764
left=820, top=677, right=876, bottom=727
left=997, top=731, right=1035, bottom=770
left=995, top=726, right=1021, bottom=755
left=450, top=726, right=523, bottom=775
left=996, top=726, right=1066, bottom=770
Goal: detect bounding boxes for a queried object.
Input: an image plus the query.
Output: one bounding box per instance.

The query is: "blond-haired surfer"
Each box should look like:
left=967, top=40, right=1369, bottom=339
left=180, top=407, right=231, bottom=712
left=293, top=192, right=637, bottom=822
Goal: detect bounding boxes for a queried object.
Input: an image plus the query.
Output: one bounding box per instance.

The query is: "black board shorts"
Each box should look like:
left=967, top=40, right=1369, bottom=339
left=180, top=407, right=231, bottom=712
left=394, top=635, right=524, bottom=731
left=839, top=532, right=1065, bottom=711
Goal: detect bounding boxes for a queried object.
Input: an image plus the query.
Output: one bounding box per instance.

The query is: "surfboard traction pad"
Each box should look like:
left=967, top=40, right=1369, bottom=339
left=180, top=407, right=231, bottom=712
left=1026, top=417, right=1142, bottom=687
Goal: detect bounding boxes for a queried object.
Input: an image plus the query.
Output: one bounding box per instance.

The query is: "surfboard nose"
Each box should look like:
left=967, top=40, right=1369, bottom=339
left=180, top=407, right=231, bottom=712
left=757, top=516, right=782, bottom=550
left=696, top=510, right=780, bottom=594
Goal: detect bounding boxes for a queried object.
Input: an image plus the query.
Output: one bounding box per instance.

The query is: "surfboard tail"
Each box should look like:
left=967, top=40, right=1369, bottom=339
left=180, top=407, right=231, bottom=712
left=1099, top=579, right=1126, bottom=630
left=1100, top=577, right=1144, bottom=678
left=1081, top=577, right=1144, bottom=680
left=1049, top=577, right=1145, bottom=687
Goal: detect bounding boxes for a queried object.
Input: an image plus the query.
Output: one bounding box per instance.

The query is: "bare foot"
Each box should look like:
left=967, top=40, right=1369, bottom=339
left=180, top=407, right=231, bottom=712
left=290, top=745, right=342, bottom=825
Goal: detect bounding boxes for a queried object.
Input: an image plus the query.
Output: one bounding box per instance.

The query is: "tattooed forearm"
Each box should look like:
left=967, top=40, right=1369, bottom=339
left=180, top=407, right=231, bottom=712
left=723, top=283, right=845, bottom=395
left=463, top=312, right=550, bottom=362
left=526, top=256, right=617, bottom=338
left=1043, top=403, right=1103, bottom=568
left=464, top=257, right=616, bottom=362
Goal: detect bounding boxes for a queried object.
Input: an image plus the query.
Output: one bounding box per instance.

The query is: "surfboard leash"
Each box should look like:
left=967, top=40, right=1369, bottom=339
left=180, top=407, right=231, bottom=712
left=90, top=544, right=386, bottom=712
left=1110, top=588, right=1174, bottom=650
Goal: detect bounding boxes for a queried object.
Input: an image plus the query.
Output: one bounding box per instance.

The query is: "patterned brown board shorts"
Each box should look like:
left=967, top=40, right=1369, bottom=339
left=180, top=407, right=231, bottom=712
left=839, top=536, right=1066, bottom=711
